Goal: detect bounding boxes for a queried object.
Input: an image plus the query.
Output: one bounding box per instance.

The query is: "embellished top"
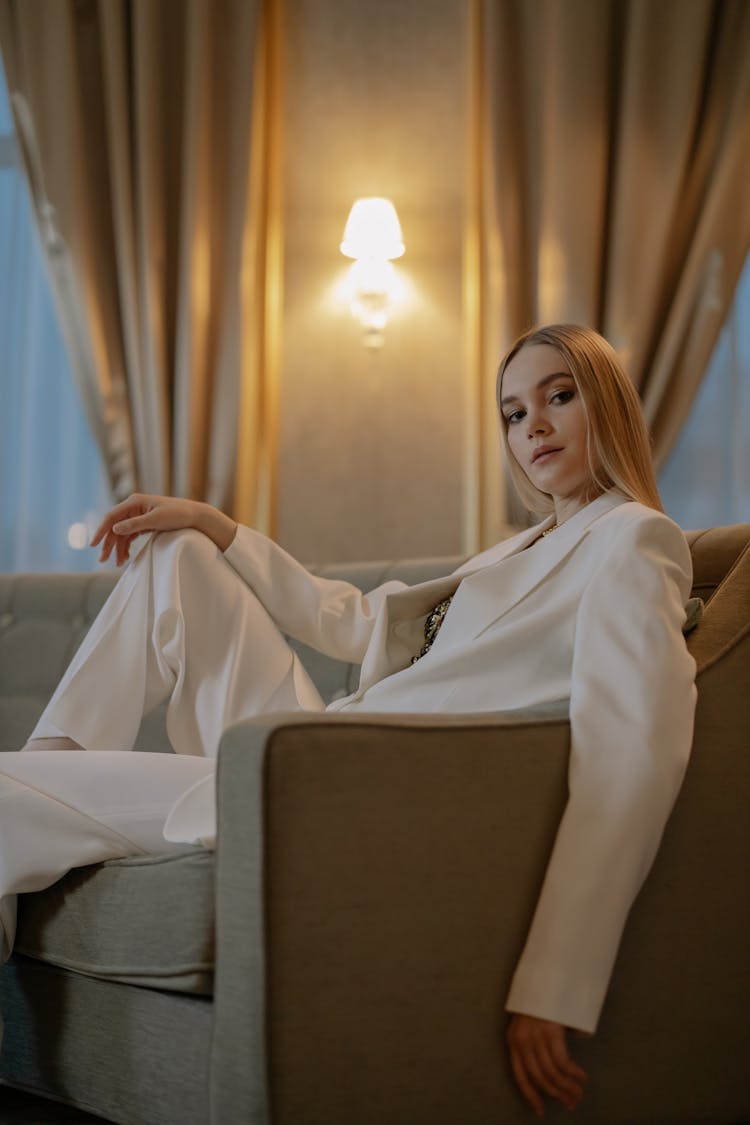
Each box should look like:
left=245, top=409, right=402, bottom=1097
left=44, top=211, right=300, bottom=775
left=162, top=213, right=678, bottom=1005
left=411, top=595, right=454, bottom=664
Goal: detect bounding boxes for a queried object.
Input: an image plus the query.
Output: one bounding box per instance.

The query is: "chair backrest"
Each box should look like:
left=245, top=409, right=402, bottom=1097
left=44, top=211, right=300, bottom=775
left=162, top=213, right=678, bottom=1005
left=685, top=524, right=750, bottom=603
left=684, top=525, right=750, bottom=676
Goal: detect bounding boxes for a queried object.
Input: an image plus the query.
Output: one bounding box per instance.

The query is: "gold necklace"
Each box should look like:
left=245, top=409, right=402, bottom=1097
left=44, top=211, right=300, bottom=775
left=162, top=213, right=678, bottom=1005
left=540, top=523, right=558, bottom=538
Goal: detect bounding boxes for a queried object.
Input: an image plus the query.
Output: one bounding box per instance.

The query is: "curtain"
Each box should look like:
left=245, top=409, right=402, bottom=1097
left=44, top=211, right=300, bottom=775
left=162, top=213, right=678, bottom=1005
left=0, top=0, right=281, bottom=529
left=0, top=98, right=112, bottom=572
left=472, top=0, right=750, bottom=540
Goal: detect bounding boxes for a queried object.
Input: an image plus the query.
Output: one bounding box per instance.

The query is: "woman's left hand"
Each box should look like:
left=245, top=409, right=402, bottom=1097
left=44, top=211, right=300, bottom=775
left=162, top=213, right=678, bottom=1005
left=506, top=1013, right=587, bottom=1117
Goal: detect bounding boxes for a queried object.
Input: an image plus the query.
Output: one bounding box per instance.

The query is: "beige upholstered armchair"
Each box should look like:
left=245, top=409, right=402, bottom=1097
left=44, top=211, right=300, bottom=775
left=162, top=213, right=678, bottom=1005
left=211, top=524, right=750, bottom=1125
left=0, top=524, right=748, bottom=1124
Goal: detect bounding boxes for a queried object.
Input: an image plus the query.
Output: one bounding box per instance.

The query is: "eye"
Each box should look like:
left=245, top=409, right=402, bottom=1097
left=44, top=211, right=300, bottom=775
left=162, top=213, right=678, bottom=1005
left=550, top=388, right=575, bottom=406
left=505, top=408, right=525, bottom=425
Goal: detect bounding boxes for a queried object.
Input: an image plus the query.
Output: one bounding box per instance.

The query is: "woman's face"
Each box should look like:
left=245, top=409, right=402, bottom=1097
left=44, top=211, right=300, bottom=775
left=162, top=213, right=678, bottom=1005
left=500, top=343, right=594, bottom=514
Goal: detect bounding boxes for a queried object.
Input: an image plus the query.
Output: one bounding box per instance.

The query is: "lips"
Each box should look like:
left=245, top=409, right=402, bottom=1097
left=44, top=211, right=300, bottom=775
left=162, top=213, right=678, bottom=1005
left=531, top=446, right=563, bottom=464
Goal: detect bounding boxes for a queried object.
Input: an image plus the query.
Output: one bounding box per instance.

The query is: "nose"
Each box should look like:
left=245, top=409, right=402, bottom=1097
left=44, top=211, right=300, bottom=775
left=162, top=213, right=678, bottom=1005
left=526, top=406, right=550, bottom=438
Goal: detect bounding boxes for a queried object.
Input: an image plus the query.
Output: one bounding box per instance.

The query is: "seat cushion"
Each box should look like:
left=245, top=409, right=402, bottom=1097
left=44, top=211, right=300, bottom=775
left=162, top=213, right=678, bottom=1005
left=14, top=847, right=214, bottom=995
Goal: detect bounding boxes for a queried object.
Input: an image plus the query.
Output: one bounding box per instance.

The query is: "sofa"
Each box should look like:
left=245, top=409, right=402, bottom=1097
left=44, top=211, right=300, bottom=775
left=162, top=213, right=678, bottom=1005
left=0, top=526, right=748, bottom=1125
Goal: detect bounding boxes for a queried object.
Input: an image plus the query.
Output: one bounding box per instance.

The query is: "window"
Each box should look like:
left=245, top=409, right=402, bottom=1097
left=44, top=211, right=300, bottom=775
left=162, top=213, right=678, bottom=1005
left=0, top=60, right=112, bottom=572
left=659, top=253, right=750, bottom=530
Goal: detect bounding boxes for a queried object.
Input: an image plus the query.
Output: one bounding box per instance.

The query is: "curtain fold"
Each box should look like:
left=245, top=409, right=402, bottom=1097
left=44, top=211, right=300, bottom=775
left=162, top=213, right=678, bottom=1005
left=475, top=0, right=750, bottom=540
left=0, top=0, right=279, bottom=527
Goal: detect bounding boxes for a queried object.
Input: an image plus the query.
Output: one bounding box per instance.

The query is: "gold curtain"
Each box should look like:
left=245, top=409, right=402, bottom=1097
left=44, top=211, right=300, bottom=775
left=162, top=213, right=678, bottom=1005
left=471, top=0, right=750, bottom=540
left=0, top=0, right=281, bottom=528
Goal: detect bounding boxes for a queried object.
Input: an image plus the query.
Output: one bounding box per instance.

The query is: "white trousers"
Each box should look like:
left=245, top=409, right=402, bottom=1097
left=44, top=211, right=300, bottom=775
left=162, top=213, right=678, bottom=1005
left=0, top=529, right=325, bottom=957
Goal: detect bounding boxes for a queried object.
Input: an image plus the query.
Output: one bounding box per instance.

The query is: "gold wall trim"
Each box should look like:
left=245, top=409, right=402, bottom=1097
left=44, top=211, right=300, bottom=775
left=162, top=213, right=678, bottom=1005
left=462, top=0, right=484, bottom=555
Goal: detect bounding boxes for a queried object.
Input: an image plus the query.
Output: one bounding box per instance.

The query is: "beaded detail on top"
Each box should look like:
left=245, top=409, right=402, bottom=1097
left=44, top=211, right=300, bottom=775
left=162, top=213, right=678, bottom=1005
left=411, top=595, right=454, bottom=664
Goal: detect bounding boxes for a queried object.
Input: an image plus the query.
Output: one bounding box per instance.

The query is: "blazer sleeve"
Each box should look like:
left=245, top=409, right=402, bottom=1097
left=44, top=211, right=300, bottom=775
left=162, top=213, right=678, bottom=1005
left=505, top=510, right=697, bottom=1034
left=222, top=524, right=407, bottom=663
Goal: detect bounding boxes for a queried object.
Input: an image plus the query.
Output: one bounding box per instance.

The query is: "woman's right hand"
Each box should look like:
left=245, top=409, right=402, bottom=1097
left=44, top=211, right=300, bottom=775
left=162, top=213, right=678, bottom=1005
left=506, top=1014, right=587, bottom=1117
left=90, top=494, right=237, bottom=566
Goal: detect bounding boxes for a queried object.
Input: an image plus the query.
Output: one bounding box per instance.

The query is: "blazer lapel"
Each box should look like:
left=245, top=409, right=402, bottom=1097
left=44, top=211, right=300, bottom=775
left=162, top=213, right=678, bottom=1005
left=358, top=521, right=554, bottom=688
left=358, top=489, right=628, bottom=689
left=426, top=490, right=629, bottom=650
left=357, top=572, right=465, bottom=690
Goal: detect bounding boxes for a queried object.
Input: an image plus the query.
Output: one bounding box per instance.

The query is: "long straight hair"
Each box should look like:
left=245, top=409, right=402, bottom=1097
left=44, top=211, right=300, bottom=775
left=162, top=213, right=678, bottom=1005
left=496, top=324, right=663, bottom=516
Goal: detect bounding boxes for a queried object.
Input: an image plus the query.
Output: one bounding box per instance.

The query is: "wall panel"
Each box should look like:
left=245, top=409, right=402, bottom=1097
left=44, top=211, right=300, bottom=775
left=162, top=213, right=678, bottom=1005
left=277, top=0, right=470, bottom=563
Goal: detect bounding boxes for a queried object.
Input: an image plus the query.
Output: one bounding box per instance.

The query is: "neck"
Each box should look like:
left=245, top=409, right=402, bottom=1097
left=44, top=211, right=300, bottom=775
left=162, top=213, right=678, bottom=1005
left=552, top=500, right=581, bottom=527
left=552, top=492, right=594, bottom=527
left=553, top=482, right=608, bottom=527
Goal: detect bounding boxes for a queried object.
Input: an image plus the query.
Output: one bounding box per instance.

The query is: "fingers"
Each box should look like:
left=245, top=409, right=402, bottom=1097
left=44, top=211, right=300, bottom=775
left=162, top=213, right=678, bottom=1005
left=90, top=495, right=147, bottom=547
left=90, top=495, right=152, bottom=550
left=511, top=1042, right=576, bottom=1116
left=115, top=532, right=137, bottom=568
left=97, top=528, right=135, bottom=566
left=96, top=529, right=115, bottom=564
left=506, top=1014, right=587, bottom=1117
left=508, top=1044, right=545, bottom=1119
left=111, top=514, right=153, bottom=537
left=90, top=494, right=159, bottom=566
left=548, top=1030, right=587, bottom=1086
left=536, top=1037, right=584, bottom=1108
left=90, top=493, right=196, bottom=566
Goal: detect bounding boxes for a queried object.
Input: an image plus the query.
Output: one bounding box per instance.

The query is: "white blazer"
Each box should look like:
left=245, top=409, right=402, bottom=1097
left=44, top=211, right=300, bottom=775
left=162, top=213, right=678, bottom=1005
left=224, top=489, right=697, bottom=1033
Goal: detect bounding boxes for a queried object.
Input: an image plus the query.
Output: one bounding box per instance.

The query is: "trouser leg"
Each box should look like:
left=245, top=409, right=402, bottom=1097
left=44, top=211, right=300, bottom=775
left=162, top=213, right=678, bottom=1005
left=0, top=750, right=216, bottom=959
left=27, top=529, right=324, bottom=757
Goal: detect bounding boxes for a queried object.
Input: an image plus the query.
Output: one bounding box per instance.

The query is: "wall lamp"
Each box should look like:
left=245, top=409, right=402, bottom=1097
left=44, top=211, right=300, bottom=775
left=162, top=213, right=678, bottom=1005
left=340, top=197, right=404, bottom=348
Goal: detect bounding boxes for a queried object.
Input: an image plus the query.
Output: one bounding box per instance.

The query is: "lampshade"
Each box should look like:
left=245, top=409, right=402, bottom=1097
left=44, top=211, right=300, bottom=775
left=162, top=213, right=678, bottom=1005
left=340, top=198, right=405, bottom=260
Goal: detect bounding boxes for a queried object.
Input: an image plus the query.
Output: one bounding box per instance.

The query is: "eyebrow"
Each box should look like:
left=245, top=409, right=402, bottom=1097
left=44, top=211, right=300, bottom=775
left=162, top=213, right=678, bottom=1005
left=499, top=371, right=574, bottom=409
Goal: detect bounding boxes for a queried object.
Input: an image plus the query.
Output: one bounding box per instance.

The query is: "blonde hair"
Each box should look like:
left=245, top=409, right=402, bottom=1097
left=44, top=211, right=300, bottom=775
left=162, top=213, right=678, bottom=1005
left=496, top=324, right=663, bottom=516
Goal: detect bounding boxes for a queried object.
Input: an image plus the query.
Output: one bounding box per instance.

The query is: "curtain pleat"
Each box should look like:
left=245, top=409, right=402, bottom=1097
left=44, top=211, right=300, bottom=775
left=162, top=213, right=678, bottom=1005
left=0, top=0, right=279, bottom=527
left=475, top=0, right=750, bottom=540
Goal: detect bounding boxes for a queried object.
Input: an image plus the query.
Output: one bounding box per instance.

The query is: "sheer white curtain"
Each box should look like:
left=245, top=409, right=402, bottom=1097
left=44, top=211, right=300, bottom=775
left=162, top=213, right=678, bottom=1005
left=659, top=253, right=750, bottom=530
left=0, top=61, right=111, bottom=573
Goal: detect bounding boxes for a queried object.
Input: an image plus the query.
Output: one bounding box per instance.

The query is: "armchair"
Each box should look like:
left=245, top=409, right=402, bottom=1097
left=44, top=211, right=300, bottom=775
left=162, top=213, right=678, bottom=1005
left=1, top=525, right=748, bottom=1124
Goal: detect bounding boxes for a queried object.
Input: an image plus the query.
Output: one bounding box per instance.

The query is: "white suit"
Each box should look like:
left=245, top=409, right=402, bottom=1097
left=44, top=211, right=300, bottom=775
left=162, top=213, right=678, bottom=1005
left=1, top=488, right=696, bottom=1033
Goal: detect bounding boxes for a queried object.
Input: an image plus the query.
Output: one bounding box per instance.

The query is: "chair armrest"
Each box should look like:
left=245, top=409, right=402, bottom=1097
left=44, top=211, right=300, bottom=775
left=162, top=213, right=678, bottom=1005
left=209, top=709, right=571, bottom=1125
left=209, top=699, right=750, bottom=1124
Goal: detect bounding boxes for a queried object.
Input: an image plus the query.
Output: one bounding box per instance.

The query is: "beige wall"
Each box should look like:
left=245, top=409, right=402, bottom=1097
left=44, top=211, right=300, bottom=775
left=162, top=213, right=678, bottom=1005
left=276, top=0, right=474, bottom=563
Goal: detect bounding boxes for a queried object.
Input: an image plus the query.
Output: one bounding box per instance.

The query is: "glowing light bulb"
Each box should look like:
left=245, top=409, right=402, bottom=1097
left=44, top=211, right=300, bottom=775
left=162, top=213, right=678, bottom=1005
left=340, top=198, right=405, bottom=346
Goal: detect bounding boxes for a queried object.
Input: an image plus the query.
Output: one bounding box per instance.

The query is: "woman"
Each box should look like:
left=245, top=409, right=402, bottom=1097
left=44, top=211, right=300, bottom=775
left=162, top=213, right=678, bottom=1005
left=2, top=324, right=697, bottom=1117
